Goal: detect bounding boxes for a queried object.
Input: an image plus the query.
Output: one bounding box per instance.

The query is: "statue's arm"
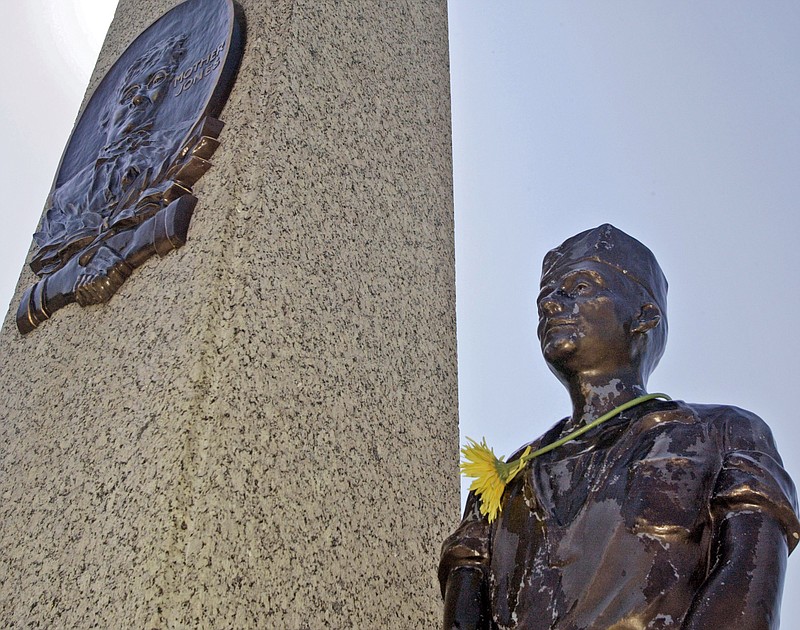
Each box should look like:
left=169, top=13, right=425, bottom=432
left=682, top=510, right=788, bottom=630
left=439, top=492, right=491, bottom=630
left=683, top=407, right=799, bottom=629
left=442, top=566, right=487, bottom=630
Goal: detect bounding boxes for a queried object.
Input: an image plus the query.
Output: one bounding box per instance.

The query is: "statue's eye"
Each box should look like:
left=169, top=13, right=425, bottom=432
left=148, top=71, right=167, bottom=88
left=573, top=281, right=591, bottom=295
left=121, top=85, right=139, bottom=103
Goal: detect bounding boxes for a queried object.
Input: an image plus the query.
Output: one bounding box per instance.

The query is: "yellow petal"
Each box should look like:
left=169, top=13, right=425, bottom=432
left=460, top=437, right=511, bottom=523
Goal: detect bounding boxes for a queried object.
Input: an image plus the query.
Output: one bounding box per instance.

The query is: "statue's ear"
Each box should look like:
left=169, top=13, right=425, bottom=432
left=632, top=303, right=661, bottom=334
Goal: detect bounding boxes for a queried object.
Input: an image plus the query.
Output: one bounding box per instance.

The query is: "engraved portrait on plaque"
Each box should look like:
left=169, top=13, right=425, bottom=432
left=16, top=0, right=243, bottom=334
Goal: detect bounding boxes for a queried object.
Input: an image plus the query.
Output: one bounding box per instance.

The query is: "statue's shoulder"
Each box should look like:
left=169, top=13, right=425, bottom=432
left=673, top=400, right=777, bottom=453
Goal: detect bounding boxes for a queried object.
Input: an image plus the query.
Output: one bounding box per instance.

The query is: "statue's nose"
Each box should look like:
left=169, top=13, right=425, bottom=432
left=538, top=296, right=563, bottom=317
left=537, top=289, right=564, bottom=316
left=131, top=91, right=150, bottom=107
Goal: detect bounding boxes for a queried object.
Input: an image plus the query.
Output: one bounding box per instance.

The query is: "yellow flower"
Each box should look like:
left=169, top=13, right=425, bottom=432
left=460, top=439, right=531, bottom=523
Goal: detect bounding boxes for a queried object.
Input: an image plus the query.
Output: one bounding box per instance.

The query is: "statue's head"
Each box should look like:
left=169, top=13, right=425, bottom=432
left=102, top=34, right=188, bottom=142
left=537, top=224, right=668, bottom=386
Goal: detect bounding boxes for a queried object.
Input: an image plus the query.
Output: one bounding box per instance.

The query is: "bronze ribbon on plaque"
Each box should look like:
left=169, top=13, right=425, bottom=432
left=17, top=0, right=243, bottom=334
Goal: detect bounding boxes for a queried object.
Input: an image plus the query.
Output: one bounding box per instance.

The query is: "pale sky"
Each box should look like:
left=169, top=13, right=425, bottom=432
left=1, top=0, right=798, bottom=624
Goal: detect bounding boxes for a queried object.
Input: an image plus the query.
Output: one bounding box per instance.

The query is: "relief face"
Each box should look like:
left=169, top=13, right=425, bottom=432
left=17, top=0, right=243, bottom=334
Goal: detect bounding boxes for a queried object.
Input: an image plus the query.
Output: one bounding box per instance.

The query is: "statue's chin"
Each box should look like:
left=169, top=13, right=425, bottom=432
left=543, top=330, right=576, bottom=354
left=542, top=336, right=578, bottom=372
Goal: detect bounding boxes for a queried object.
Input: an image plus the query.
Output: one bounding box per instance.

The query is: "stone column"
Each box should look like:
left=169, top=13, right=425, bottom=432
left=0, top=1, right=457, bottom=627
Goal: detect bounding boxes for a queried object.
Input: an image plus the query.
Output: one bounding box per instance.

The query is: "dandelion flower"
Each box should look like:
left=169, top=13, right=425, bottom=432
left=460, top=439, right=531, bottom=523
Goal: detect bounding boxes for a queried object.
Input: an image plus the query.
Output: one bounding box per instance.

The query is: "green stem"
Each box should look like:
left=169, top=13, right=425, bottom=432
left=517, top=392, right=670, bottom=467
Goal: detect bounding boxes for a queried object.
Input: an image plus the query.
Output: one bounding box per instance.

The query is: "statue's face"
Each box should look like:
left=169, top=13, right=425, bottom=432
left=107, top=62, right=173, bottom=140
left=537, top=261, right=642, bottom=379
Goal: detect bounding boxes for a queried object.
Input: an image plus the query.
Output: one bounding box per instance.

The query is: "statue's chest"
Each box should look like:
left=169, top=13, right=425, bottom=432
left=527, top=410, right=719, bottom=534
left=489, top=410, right=723, bottom=630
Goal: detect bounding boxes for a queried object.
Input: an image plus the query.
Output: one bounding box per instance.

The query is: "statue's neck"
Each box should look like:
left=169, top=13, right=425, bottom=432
left=565, top=371, right=648, bottom=429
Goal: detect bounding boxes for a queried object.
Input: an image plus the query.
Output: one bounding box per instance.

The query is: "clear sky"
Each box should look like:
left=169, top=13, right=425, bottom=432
left=1, top=0, right=798, bottom=624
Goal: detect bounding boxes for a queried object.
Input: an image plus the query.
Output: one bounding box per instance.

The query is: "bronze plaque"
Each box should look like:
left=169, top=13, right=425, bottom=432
left=17, top=0, right=243, bottom=334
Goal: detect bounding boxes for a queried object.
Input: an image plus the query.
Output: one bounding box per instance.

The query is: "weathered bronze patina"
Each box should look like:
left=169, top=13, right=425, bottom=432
left=441, top=225, right=799, bottom=629
left=17, top=0, right=243, bottom=334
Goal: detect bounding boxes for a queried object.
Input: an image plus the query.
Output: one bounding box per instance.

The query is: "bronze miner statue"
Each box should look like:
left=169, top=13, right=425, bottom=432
left=16, top=0, right=243, bottom=334
left=440, top=225, right=799, bottom=629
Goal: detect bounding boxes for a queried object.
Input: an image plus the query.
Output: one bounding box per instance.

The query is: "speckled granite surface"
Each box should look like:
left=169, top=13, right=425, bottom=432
left=0, top=0, right=457, bottom=626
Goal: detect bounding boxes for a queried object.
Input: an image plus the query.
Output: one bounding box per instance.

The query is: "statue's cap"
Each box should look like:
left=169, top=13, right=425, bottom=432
left=541, top=224, right=668, bottom=311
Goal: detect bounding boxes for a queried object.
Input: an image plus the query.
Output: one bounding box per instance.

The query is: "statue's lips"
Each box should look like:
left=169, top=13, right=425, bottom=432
left=541, top=318, right=577, bottom=335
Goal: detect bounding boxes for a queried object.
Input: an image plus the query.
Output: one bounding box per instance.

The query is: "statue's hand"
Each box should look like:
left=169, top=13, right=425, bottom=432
left=74, top=246, right=133, bottom=306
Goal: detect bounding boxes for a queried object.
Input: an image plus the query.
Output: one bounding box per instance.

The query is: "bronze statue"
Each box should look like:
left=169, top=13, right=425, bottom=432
left=16, top=0, right=243, bottom=334
left=440, top=225, right=799, bottom=629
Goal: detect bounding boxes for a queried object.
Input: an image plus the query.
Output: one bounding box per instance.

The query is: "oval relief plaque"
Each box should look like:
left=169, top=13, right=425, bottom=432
left=17, top=0, right=243, bottom=334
